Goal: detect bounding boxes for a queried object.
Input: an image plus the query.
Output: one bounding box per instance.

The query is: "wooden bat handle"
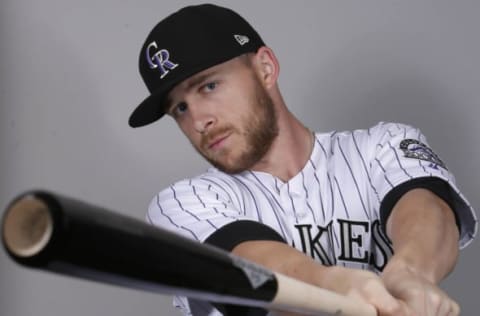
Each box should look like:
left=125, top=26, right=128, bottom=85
left=271, top=273, right=377, bottom=316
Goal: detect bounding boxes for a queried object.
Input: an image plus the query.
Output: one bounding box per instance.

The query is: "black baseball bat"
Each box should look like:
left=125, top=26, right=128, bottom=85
left=1, top=190, right=376, bottom=316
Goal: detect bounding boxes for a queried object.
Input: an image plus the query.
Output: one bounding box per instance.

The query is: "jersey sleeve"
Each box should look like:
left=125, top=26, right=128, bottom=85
left=146, top=175, right=243, bottom=243
left=368, top=122, right=477, bottom=248
left=146, top=171, right=287, bottom=247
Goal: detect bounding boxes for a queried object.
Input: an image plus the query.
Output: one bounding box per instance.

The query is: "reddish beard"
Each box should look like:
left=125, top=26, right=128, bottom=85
left=195, top=81, right=279, bottom=174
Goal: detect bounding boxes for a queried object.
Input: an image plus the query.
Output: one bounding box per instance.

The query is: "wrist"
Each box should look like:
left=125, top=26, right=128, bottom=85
left=317, top=266, right=379, bottom=295
left=382, top=254, right=437, bottom=285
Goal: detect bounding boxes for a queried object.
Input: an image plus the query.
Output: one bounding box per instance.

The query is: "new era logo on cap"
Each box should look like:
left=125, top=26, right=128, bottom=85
left=234, top=34, right=250, bottom=46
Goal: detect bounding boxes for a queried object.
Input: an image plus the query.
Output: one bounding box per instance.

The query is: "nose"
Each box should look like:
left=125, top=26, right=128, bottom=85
left=191, top=104, right=216, bottom=134
left=194, top=116, right=215, bottom=134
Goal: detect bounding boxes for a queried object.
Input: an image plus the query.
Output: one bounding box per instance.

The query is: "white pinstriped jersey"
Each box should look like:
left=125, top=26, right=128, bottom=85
left=146, top=122, right=477, bottom=316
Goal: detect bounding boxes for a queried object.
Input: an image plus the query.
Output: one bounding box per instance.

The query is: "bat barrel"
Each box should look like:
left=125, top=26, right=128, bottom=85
left=1, top=191, right=279, bottom=307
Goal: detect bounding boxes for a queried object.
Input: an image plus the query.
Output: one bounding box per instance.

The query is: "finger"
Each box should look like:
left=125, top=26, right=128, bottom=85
left=436, top=297, right=453, bottom=316
left=450, top=300, right=461, bottom=316
left=417, top=291, right=458, bottom=316
left=429, top=292, right=459, bottom=316
left=348, top=285, right=408, bottom=316
left=378, top=300, right=413, bottom=316
left=437, top=297, right=461, bottom=316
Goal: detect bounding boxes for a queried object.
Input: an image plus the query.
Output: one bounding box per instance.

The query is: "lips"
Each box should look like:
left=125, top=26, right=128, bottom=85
left=203, top=129, right=232, bottom=151
left=207, top=133, right=230, bottom=149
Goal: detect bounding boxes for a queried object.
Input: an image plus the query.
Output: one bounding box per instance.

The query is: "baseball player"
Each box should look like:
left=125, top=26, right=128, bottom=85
left=128, top=4, right=477, bottom=316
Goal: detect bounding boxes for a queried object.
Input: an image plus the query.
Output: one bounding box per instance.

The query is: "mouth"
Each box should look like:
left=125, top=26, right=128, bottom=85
left=207, top=132, right=231, bottom=150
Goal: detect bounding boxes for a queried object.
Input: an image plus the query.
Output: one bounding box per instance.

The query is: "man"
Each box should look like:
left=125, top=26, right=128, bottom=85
left=129, top=4, right=477, bottom=316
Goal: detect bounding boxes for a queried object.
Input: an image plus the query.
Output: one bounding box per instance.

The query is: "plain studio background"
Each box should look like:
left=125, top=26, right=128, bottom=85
left=1, top=1, right=479, bottom=315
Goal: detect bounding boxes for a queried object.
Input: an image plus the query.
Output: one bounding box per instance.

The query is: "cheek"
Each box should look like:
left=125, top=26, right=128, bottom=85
left=218, top=97, right=251, bottom=121
left=177, top=120, right=198, bottom=144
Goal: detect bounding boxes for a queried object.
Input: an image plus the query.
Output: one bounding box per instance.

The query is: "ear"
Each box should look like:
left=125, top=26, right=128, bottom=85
left=252, top=46, right=280, bottom=89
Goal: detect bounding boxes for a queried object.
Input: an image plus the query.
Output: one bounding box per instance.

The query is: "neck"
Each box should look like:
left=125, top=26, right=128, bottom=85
left=250, top=104, right=313, bottom=182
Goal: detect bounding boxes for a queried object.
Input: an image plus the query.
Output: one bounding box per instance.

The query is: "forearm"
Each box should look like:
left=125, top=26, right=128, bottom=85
left=384, top=188, right=460, bottom=283
left=232, top=240, right=389, bottom=298
left=232, top=240, right=330, bottom=288
left=232, top=240, right=414, bottom=315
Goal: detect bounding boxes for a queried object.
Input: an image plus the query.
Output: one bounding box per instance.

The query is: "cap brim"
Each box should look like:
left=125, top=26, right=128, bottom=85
left=128, top=92, right=166, bottom=128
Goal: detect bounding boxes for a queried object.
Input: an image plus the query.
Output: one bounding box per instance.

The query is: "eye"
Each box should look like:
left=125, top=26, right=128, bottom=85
left=201, top=81, right=217, bottom=93
left=171, top=102, right=188, bottom=118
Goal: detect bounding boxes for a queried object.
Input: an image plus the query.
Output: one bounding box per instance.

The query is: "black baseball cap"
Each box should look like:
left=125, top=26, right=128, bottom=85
left=129, top=4, right=265, bottom=128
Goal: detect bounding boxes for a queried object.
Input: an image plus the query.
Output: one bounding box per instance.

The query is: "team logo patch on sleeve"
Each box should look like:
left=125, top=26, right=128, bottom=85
left=399, top=139, right=447, bottom=170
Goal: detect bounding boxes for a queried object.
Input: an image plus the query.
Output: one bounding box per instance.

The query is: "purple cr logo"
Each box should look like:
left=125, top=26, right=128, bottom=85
left=146, top=41, right=179, bottom=79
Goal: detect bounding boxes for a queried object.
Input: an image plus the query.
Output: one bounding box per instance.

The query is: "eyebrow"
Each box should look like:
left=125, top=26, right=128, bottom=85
left=165, top=69, right=219, bottom=113
left=185, top=69, right=218, bottom=91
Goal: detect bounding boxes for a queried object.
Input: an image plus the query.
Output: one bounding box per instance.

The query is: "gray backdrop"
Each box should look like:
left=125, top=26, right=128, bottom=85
left=1, top=0, right=479, bottom=315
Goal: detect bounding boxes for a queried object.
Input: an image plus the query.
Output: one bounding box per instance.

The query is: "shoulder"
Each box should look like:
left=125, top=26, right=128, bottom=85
left=319, top=122, right=419, bottom=141
left=155, top=168, right=232, bottom=195
left=151, top=168, right=251, bottom=208
left=313, top=122, right=418, bottom=153
left=329, top=121, right=423, bottom=149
